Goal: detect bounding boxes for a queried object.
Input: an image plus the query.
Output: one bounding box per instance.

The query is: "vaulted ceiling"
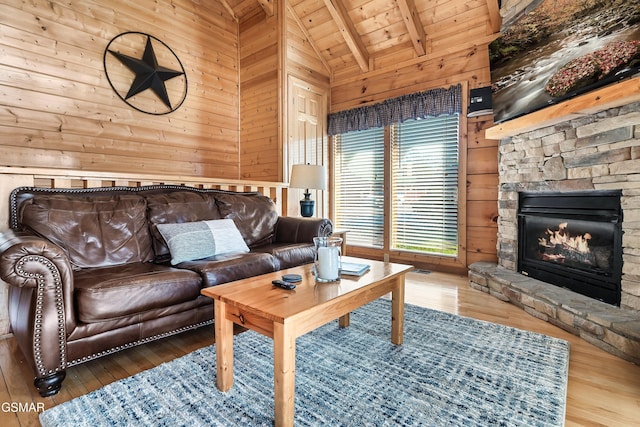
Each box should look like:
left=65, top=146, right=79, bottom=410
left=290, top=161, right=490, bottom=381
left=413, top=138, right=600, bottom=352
left=221, top=0, right=501, bottom=78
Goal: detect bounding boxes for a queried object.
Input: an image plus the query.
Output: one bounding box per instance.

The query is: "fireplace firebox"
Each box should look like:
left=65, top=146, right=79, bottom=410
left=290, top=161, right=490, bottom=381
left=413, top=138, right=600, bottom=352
left=518, top=190, right=622, bottom=306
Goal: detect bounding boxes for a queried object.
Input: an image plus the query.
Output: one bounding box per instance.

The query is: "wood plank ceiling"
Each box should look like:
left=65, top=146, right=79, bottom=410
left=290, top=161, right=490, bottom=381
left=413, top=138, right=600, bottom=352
left=221, top=0, right=500, bottom=78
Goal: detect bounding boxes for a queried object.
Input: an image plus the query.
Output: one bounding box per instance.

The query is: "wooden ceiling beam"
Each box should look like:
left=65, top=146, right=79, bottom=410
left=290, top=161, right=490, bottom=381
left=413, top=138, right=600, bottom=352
left=217, top=0, right=238, bottom=21
left=257, top=0, right=274, bottom=17
left=322, top=0, right=370, bottom=72
left=396, top=0, right=427, bottom=56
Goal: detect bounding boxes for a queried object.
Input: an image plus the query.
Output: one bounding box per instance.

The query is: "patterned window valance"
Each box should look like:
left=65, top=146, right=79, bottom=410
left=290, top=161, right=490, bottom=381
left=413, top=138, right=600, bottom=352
left=328, top=84, right=462, bottom=136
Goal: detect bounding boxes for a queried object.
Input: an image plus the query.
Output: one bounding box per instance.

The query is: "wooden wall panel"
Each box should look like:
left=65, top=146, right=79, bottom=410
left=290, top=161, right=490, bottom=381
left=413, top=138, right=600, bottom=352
left=467, top=200, right=498, bottom=230
left=467, top=116, right=498, bottom=265
left=0, top=0, right=240, bottom=178
left=467, top=146, right=499, bottom=175
left=331, top=46, right=491, bottom=111
left=239, top=10, right=280, bottom=181
left=467, top=226, right=499, bottom=265
left=286, top=6, right=331, bottom=84
left=467, top=173, right=498, bottom=201
left=239, top=3, right=331, bottom=182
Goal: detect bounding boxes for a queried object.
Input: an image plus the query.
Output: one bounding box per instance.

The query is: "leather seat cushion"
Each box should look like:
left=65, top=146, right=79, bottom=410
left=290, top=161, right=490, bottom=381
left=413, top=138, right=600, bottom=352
left=254, top=243, right=315, bottom=270
left=178, top=252, right=276, bottom=287
left=74, top=263, right=203, bottom=323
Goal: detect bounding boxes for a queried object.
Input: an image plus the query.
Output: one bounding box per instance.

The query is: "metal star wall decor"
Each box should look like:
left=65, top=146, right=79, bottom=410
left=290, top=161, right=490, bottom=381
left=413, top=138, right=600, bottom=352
left=103, top=32, right=187, bottom=115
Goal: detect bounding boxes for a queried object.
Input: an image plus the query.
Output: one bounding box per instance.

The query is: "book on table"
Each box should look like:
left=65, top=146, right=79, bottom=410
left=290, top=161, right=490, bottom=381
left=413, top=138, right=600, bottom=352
left=340, top=261, right=370, bottom=276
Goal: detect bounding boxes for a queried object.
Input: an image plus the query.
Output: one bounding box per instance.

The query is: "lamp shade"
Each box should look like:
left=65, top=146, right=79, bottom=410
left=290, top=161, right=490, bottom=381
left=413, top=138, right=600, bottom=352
left=289, top=164, right=327, bottom=190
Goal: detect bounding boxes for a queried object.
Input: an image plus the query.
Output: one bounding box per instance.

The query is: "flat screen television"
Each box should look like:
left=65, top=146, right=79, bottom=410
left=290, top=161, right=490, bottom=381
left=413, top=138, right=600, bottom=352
left=489, top=0, right=640, bottom=124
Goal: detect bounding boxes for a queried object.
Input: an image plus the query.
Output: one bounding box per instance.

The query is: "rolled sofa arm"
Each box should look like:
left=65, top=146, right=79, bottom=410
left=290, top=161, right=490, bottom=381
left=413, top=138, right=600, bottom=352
left=0, top=229, right=75, bottom=396
left=274, top=216, right=333, bottom=243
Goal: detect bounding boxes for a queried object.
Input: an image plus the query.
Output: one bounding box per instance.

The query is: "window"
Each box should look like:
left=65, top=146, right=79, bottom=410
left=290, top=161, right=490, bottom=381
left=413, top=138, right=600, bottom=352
left=333, top=127, right=385, bottom=248
left=391, top=116, right=459, bottom=256
left=333, top=114, right=460, bottom=256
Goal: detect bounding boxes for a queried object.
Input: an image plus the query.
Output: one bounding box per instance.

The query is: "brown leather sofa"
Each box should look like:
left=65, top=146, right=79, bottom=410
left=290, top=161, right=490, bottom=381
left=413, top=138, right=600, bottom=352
left=0, top=185, right=331, bottom=397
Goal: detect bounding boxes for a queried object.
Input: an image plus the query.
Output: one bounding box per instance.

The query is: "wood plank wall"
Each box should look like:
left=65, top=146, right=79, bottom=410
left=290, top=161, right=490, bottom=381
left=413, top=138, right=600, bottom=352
left=239, top=4, right=332, bottom=182
left=467, top=116, right=499, bottom=265
left=285, top=6, right=331, bottom=86
left=0, top=0, right=240, bottom=178
left=239, top=9, right=281, bottom=181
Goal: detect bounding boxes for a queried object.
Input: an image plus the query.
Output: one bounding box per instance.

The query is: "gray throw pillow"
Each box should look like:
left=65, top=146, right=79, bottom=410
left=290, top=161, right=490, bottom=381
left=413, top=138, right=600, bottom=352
left=156, top=219, right=250, bottom=265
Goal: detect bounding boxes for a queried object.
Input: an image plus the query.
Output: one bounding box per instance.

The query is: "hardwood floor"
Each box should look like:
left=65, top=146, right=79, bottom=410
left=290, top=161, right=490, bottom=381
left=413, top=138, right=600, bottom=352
left=1, top=270, right=639, bottom=426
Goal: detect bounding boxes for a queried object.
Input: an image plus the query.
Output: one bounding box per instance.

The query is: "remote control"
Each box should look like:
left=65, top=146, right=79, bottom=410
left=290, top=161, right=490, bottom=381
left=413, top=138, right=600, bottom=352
left=272, top=279, right=296, bottom=290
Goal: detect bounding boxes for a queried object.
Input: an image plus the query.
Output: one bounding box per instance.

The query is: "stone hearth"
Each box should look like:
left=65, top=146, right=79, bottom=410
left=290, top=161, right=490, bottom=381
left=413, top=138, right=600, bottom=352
left=469, top=262, right=640, bottom=364
left=472, top=102, right=640, bottom=364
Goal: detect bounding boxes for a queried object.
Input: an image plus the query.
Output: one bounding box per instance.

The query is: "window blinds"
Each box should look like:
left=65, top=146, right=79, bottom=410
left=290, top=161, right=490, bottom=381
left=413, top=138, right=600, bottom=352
left=391, top=116, right=459, bottom=256
left=334, top=127, right=385, bottom=248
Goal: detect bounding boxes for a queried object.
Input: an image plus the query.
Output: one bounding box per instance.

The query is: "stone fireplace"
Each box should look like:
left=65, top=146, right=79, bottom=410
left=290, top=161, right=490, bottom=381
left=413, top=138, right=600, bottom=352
left=469, top=101, right=640, bottom=364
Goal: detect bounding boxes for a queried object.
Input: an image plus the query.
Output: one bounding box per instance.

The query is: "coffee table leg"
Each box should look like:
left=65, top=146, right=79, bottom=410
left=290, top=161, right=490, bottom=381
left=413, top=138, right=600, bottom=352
left=273, top=321, right=296, bottom=427
left=214, top=299, right=234, bottom=391
left=338, top=313, right=350, bottom=327
left=391, top=275, right=405, bottom=345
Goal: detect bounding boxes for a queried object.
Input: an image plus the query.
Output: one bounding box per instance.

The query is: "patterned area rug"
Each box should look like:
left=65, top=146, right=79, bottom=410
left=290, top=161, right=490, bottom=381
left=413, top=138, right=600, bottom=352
left=40, top=299, right=569, bottom=426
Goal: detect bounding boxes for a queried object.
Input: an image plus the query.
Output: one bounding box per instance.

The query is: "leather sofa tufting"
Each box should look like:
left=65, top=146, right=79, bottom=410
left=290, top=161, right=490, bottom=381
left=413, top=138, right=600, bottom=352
left=0, top=185, right=332, bottom=397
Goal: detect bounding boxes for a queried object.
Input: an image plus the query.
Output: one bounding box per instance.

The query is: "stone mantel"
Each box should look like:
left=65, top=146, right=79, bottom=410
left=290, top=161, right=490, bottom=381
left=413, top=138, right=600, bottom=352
left=486, top=77, right=640, bottom=140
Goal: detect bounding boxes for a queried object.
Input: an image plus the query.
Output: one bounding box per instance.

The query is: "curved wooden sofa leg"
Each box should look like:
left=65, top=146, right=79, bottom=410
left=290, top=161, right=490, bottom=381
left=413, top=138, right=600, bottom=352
left=35, top=371, right=66, bottom=397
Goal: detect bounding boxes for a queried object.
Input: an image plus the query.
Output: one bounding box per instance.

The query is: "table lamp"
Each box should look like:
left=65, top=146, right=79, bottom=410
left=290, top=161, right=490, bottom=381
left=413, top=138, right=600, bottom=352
left=289, top=164, right=327, bottom=217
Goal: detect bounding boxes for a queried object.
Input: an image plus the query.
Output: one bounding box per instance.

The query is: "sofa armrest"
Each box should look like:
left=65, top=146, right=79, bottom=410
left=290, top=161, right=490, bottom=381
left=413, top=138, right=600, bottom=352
left=0, top=229, right=74, bottom=391
left=274, top=217, right=333, bottom=243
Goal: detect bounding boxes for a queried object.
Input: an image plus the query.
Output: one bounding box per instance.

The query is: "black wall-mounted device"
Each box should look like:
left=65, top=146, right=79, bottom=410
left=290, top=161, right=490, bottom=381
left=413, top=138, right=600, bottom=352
left=469, top=86, right=492, bottom=112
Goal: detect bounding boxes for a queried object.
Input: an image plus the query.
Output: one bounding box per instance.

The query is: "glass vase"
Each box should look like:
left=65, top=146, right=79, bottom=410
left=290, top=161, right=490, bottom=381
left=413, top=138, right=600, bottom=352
left=313, top=236, right=342, bottom=282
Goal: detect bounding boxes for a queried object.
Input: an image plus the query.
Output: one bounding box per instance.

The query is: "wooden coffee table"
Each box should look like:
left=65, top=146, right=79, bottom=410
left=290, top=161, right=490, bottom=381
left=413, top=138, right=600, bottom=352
left=200, top=256, right=413, bottom=427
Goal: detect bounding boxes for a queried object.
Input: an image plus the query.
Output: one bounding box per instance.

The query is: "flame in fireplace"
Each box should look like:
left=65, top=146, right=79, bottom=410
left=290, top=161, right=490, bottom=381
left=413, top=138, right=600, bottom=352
left=537, top=222, right=595, bottom=264
left=540, top=222, right=592, bottom=253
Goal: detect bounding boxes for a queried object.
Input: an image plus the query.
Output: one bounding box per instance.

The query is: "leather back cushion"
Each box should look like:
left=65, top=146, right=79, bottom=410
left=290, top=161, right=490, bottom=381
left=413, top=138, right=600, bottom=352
left=215, top=192, right=278, bottom=247
left=146, top=191, right=222, bottom=260
left=19, top=194, right=153, bottom=269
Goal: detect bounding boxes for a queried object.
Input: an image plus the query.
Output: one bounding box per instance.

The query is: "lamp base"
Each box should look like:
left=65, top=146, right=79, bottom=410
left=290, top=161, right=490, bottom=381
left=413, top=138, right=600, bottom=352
left=300, top=199, right=315, bottom=217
